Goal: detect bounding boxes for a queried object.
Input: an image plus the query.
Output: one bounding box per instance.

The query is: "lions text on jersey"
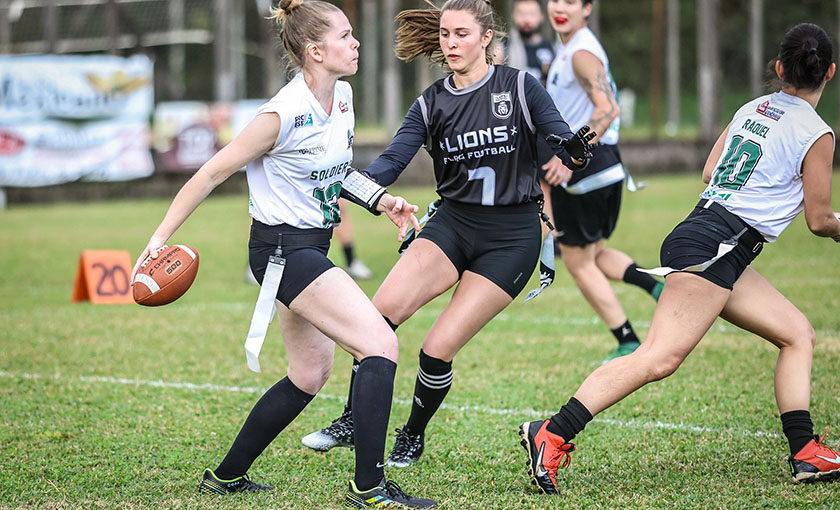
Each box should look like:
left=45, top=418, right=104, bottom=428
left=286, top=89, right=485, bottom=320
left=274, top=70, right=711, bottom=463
left=246, top=73, right=355, bottom=228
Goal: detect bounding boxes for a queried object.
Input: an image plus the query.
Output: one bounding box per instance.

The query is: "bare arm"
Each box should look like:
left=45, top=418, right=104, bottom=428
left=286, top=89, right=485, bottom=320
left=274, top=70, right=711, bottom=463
left=801, top=132, right=840, bottom=238
left=132, top=112, right=280, bottom=277
left=702, top=123, right=731, bottom=184
left=572, top=50, right=619, bottom=144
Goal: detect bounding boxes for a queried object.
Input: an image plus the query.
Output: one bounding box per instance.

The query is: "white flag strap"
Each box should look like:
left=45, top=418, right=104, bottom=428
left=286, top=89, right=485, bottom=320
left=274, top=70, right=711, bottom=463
left=244, top=254, right=285, bottom=373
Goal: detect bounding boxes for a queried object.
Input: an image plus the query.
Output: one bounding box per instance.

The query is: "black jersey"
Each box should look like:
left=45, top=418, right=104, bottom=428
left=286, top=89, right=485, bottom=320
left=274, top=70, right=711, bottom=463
left=366, top=65, right=574, bottom=207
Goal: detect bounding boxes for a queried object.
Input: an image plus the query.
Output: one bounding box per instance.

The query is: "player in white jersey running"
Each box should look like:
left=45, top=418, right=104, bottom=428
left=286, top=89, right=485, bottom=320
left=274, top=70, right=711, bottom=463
left=131, top=1, right=434, bottom=508
left=541, top=0, right=664, bottom=364
left=520, top=22, right=840, bottom=494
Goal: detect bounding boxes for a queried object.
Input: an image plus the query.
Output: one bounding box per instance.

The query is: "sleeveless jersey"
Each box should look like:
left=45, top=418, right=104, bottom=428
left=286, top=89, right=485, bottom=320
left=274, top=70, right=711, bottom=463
left=246, top=73, right=355, bottom=228
left=418, top=65, right=544, bottom=206
left=546, top=27, right=620, bottom=145
left=700, top=91, right=833, bottom=242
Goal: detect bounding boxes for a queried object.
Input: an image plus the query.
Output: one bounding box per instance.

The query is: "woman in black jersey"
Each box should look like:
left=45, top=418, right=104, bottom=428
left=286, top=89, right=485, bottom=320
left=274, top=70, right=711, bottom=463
left=301, top=0, right=594, bottom=468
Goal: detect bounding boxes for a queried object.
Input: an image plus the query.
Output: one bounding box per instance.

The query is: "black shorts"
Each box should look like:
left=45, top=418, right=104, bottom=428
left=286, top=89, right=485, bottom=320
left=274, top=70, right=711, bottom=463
left=417, top=199, right=541, bottom=298
left=248, top=221, right=335, bottom=307
left=549, top=144, right=623, bottom=247
left=659, top=204, right=764, bottom=290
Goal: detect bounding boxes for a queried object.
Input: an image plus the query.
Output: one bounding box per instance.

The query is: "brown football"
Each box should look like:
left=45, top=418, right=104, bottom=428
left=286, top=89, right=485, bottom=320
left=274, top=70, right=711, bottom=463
left=132, top=245, right=199, bottom=306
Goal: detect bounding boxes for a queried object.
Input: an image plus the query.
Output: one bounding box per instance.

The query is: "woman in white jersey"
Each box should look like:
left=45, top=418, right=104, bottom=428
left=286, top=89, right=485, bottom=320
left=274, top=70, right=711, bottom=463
left=541, top=0, right=664, bottom=363
left=131, top=1, right=434, bottom=508
left=520, top=23, right=840, bottom=494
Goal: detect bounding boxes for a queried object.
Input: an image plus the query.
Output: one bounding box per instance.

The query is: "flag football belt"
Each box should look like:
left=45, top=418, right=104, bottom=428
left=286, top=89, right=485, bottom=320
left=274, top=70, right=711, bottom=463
left=640, top=199, right=765, bottom=277
left=244, top=226, right=332, bottom=373
left=561, top=162, right=626, bottom=195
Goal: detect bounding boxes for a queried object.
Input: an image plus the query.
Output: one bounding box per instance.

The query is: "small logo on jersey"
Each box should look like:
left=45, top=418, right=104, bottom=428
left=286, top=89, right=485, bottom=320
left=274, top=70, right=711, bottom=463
left=297, top=145, right=325, bottom=155
left=294, top=113, right=313, bottom=128
left=756, top=101, right=785, bottom=121
left=491, top=91, right=513, bottom=119
left=347, top=129, right=354, bottom=149
left=339, top=101, right=349, bottom=113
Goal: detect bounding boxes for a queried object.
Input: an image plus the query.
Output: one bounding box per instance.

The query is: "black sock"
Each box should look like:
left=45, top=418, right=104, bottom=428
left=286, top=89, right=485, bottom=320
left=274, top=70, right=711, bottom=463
left=352, top=356, right=397, bottom=491
left=404, top=350, right=453, bottom=436
left=215, top=377, right=314, bottom=479
left=343, top=358, right=361, bottom=414
left=781, top=410, right=815, bottom=455
left=610, top=319, right=639, bottom=345
left=546, top=397, right=593, bottom=441
left=623, top=263, right=659, bottom=295
left=343, top=244, right=355, bottom=266
left=343, top=317, right=397, bottom=414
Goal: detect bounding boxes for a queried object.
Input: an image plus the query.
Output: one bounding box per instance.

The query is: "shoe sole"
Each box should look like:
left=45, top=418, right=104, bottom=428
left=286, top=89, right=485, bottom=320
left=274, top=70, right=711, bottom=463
left=518, top=422, right=556, bottom=495
left=793, top=468, right=840, bottom=483
left=301, top=433, right=355, bottom=452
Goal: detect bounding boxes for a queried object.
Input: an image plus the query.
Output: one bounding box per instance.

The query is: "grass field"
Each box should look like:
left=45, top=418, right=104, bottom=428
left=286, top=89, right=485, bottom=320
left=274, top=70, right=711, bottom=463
left=1, top=173, right=839, bottom=509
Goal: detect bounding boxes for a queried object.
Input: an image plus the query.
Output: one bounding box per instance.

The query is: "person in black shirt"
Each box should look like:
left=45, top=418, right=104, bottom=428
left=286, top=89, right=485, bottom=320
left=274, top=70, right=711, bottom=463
left=505, top=0, right=555, bottom=86
left=301, top=0, right=594, bottom=468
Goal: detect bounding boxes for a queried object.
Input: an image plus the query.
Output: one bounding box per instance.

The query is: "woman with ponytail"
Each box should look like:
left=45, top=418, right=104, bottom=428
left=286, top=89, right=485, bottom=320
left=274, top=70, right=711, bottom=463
left=133, top=1, right=435, bottom=507
left=520, top=22, right=840, bottom=494
left=302, top=0, right=595, bottom=469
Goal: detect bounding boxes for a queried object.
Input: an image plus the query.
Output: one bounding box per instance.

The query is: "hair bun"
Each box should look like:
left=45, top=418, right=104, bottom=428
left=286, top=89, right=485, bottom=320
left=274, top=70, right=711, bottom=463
left=278, top=0, right=304, bottom=15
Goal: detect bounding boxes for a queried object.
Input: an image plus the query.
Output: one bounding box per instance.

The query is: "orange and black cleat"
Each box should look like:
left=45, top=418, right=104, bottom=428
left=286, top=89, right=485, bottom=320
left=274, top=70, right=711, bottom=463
left=789, top=429, right=840, bottom=483
left=519, top=420, right=575, bottom=495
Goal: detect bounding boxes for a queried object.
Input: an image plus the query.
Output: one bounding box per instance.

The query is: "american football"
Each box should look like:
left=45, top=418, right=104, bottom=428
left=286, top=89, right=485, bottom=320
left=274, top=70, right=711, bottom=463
left=132, top=245, right=199, bottom=306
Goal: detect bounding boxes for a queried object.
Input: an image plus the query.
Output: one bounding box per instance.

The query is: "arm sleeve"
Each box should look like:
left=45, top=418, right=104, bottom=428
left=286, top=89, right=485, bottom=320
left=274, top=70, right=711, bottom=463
left=365, top=100, right=427, bottom=186
left=523, top=73, right=576, bottom=165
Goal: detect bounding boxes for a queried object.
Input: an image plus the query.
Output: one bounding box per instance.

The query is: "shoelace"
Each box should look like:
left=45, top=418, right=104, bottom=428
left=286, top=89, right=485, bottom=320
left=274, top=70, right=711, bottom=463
left=239, top=474, right=264, bottom=491
left=547, top=441, right=576, bottom=476
left=384, top=480, right=411, bottom=501
left=326, top=410, right=353, bottom=434
left=392, top=428, right=422, bottom=456
left=813, top=427, right=837, bottom=455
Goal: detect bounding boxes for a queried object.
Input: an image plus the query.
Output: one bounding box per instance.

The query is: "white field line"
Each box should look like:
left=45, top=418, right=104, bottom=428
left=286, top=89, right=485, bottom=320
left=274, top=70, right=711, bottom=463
left=0, top=370, right=781, bottom=440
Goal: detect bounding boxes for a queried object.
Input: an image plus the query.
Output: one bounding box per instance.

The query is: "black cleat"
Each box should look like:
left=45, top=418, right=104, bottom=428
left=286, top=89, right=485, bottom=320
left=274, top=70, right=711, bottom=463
left=345, top=479, right=437, bottom=508
left=301, top=409, right=355, bottom=451
left=197, top=469, right=273, bottom=494
left=386, top=427, right=425, bottom=468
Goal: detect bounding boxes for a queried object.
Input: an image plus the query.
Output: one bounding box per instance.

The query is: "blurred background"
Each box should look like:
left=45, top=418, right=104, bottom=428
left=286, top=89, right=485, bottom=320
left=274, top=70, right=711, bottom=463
left=1, top=0, right=839, bottom=204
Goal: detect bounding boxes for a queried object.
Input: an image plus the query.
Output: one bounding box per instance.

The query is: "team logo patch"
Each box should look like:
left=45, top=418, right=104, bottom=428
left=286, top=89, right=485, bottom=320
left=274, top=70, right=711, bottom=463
left=347, top=129, right=354, bottom=149
left=756, top=101, right=785, bottom=121
left=339, top=101, right=349, bottom=113
left=491, top=91, right=513, bottom=120
left=294, top=113, right=313, bottom=128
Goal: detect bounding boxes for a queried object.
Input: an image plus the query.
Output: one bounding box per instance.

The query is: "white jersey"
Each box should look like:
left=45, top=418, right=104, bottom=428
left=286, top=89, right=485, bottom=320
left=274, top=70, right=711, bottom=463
left=246, top=73, right=355, bottom=228
left=701, top=91, right=833, bottom=242
left=546, top=27, right=619, bottom=145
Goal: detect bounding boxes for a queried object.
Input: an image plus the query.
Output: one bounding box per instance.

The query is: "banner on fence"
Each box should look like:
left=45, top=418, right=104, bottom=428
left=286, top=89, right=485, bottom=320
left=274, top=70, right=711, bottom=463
left=0, top=54, right=154, bottom=123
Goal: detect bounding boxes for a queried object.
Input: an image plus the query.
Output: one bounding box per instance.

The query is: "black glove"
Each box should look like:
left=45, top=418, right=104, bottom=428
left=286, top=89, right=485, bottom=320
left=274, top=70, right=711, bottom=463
left=546, top=125, right=597, bottom=165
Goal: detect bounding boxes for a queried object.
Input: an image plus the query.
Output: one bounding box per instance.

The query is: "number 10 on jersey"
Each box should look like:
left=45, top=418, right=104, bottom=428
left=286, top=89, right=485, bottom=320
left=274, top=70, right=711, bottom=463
left=313, top=182, right=342, bottom=227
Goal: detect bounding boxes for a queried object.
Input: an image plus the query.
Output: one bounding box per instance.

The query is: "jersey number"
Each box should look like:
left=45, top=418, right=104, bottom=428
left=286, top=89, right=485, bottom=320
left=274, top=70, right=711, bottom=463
left=313, top=182, right=342, bottom=227
left=712, top=135, right=763, bottom=190
left=467, top=166, right=496, bottom=206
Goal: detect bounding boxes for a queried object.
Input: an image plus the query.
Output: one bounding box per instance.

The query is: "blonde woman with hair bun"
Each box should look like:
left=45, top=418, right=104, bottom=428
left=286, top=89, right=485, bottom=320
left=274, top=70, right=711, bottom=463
left=132, top=1, right=435, bottom=507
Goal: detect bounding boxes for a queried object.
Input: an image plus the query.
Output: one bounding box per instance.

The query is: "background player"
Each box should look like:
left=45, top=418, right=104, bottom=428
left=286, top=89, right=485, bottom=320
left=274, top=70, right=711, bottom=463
left=542, top=0, right=662, bottom=362
left=520, top=22, right=840, bottom=494
left=504, top=0, right=555, bottom=86
left=301, top=0, right=594, bottom=469
left=131, top=1, right=434, bottom=507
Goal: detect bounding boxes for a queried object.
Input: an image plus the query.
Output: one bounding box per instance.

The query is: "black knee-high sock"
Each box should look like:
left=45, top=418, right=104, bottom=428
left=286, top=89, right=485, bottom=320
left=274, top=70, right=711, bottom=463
left=781, top=410, right=815, bottom=455
left=343, top=317, right=398, bottom=414
left=404, top=350, right=453, bottom=436
left=343, top=244, right=355, bottom=266
left=546, top=397, right=593, bottom=441
left=610, top=319, right=640, bottom=345
left=352, top=356, right=397, bottom=491
left=623, top=263, right=659, bottom=295
left=215, top=377, right=314, bottom=479
left=344, top=359, right=361, bottom=414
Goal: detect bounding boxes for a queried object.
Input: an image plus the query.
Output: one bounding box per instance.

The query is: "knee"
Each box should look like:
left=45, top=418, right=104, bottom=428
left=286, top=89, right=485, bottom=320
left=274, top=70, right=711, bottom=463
left=289, top=358, right=333, bottom=394
left=359, top=327, right=399, bottom=363
left=641, top=352, right=684, bottom=382
left=781, top=319, right=816, bottom=351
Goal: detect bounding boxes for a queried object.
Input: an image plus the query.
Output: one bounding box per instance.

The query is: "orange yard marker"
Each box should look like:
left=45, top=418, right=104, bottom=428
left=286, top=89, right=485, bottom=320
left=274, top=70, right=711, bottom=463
left=72, top=250, right=134, bottom=304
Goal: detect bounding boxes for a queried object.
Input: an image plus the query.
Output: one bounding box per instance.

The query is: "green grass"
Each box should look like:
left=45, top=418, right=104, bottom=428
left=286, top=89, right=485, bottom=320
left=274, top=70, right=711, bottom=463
left=1, top=173, right=839, bottom=509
